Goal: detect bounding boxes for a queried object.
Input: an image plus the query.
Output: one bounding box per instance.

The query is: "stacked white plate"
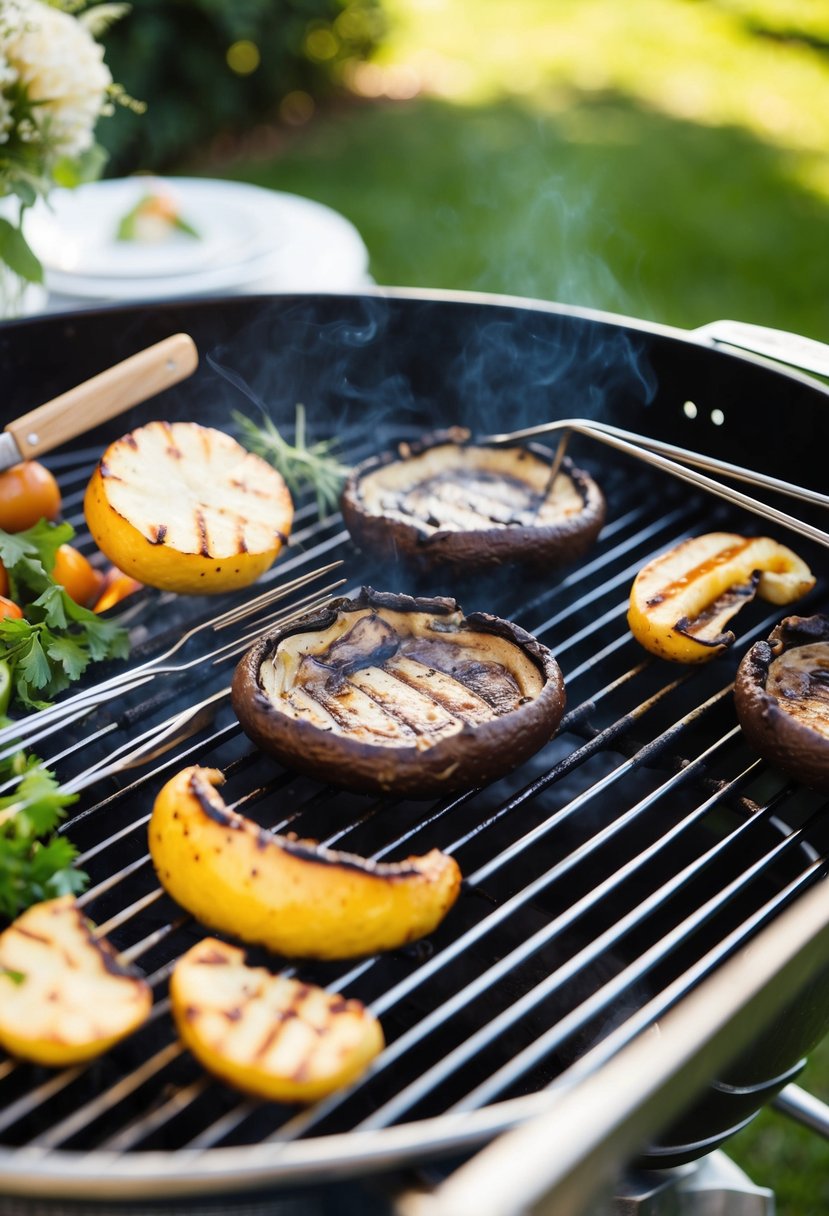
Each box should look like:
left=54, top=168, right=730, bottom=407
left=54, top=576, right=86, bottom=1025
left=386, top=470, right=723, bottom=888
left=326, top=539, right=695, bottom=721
left=22, top=176, right=372, bottom=307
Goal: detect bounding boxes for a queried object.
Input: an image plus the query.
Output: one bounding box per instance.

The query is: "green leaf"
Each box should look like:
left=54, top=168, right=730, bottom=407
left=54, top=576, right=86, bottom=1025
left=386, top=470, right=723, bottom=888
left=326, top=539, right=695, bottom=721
left=17, top=635, right=51, bottom=692
left=32, top=584, right=69, bottom=630
left=45, top=634, right=88, bottom=682
left=0, top=217, right=43, bottom=284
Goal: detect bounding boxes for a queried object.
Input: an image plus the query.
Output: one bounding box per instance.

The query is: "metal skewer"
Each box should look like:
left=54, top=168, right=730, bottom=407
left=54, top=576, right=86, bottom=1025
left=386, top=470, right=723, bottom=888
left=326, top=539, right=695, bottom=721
left=0, top=561, right=343, bottom=756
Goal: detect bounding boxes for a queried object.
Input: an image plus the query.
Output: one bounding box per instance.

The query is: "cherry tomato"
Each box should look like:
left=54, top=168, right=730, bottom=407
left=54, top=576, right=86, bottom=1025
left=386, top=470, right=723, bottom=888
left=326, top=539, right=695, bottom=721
left=0, top=596, right=22, bottom=620
left=51, top=544, right=105, bottom=608
left=0, top=461, right=61, bottom=532
left=0, top=563, right=8, bottom=598
left=92, top=568, right=143, bottom=614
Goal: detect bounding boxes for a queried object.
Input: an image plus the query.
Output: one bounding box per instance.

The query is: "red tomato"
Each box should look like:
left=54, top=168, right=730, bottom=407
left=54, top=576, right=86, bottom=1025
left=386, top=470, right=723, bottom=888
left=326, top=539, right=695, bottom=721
left=0, top=563, right=8, bottom=598
left=51, top=544, right=105, bottom=608
left=0, top=461, right=61, bottom=532
left=0, top=595, right=22, bottom=620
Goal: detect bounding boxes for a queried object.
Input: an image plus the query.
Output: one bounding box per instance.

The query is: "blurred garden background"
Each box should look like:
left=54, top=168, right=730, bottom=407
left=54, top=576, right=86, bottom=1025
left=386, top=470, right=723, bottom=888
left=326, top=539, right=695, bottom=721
left=99, top=0, right=829, bottom=1209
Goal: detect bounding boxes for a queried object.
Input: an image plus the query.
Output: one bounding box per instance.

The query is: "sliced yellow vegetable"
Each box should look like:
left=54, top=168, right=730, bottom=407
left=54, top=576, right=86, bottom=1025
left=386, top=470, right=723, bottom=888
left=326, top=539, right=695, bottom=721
left=149, top=766, right=462, bottom=959
left=171, top=937, right=384, bottom=1102
left=628, top=532, right=815, bottom=663
left=0, top=896, right=152, bottom=1066
left=84, top=421, right=293, bottom=595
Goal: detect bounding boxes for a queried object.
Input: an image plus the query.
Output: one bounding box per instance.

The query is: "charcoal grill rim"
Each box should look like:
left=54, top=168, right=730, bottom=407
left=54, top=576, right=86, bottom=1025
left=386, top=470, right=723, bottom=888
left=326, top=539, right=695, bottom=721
left=1, top=288, right=828, bottom=1201
left=0, top=1093, right=550, bottom=1199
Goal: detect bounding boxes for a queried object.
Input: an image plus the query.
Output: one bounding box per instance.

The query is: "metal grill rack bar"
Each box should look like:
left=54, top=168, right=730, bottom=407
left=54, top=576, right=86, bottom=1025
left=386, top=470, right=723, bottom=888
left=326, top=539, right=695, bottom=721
left=0, top=415, right=827, bottom=1206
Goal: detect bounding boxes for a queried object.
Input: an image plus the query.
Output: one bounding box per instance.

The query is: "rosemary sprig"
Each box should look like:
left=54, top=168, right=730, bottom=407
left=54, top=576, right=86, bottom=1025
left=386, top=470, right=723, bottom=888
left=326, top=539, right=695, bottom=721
left=233, top=405, right=350, bottom=518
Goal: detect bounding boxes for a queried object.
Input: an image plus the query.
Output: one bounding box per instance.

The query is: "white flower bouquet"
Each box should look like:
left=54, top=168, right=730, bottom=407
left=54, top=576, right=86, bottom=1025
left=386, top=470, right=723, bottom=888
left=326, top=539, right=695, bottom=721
left=0, top=0, right=136, bottom=299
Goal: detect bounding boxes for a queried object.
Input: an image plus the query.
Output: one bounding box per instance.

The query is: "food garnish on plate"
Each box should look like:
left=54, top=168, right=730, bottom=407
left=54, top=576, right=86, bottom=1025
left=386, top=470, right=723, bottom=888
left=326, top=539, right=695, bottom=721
left=232, top=586, right=566, bottom=796
left=735, top=614, right=829, bottom=792
left=149, top=766, right=462, bottom=959
left=341, top=428, right=605, bottom=570
left=116, top=191, right=199, bottom=244
left=84, top=420, right=294, bottom=595
left=0, top=896, right=151, bottom=1066
left=171, top=938, right=384, bottom=1102
left=627, top=533, right=815, bottom=663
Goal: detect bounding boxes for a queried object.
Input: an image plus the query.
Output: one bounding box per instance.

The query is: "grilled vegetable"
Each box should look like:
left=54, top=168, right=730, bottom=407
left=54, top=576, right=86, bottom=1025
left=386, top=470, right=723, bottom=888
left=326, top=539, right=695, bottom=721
left=627, top=533, right=815, bottom=663
left=341, top=428, right=605, bottom=571
left=84, top=421, right=294, bottom=595
left=149, top=766, right=462, bottom=959
left=0, top=896, right=151, bottom=1066
left=232, top=587, right=566, bottom=796
left=171, top=937, right=384, bottom=1102
left=735, top=614, right=829, bottom=792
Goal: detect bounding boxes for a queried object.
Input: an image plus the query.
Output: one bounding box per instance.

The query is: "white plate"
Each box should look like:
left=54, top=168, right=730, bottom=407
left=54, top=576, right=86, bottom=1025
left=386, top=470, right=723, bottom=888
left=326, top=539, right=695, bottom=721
left=24, top=177, right=287, bottom=280
left=42, top=188, right=371, bottom=300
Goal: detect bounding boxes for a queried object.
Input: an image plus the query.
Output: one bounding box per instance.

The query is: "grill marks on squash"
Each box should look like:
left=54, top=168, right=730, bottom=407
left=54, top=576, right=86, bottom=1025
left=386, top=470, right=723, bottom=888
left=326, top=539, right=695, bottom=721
left=265, top=609, right=540, bottom=747
left=170, top=938, right=384, bottom=1101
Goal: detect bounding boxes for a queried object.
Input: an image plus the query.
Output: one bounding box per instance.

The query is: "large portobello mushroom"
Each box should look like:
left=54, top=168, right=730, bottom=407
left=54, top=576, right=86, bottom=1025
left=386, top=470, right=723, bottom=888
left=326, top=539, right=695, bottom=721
left=340, top=428, right=605, bottom=570
left=735, top=614, right=829, bottom=793
left=232, top=587, right=566, bottom=796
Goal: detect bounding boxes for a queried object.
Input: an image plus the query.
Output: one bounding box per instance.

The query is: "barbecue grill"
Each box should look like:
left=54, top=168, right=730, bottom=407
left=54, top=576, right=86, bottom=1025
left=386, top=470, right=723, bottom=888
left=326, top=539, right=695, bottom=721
left=0, top=287, right=828, bottom=1215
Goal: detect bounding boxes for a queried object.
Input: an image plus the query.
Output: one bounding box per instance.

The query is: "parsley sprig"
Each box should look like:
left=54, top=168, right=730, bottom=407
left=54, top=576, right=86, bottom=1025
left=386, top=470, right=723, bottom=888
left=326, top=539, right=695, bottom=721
left=233, top=405, right=350, bottom=518
left=0, top=747, right=84, bottom=922
left=0, top=519, right=129, bottom=711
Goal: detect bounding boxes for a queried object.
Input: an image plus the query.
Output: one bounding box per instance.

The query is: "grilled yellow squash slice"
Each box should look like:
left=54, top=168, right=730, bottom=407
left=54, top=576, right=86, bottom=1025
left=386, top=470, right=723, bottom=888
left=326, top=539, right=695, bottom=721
left=84, top=421, right=293, bottom=594
left=0, top=896, right=152, bottom=1066
left=171, top=937, right=384, bottom=1102
left=149, top=766, right=462, bottom=959
left=628, top=532, right=815, bottom=663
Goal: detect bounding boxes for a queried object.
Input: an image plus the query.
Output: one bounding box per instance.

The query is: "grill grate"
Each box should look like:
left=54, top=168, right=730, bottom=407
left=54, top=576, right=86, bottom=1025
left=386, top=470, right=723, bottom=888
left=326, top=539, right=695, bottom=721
left=1, top=421, right=827, bottom=1195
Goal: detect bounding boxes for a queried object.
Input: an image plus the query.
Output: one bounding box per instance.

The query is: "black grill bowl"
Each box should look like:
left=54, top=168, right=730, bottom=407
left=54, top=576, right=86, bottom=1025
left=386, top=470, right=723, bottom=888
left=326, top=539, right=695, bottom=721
left=0, top=287, right=827, bottom=1208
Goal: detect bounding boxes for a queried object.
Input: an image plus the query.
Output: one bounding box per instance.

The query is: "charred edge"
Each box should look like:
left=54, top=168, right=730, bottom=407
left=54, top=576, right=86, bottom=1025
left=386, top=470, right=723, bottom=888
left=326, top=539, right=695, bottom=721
left=151, top=523, right=168, bottom=546
left=189, top=772, right=242, bottom=830
left=193, top=948, right=233, bottom=966
left=124, top=434, right=139, bottom=450
left=278, top=835, right=424, bottom=878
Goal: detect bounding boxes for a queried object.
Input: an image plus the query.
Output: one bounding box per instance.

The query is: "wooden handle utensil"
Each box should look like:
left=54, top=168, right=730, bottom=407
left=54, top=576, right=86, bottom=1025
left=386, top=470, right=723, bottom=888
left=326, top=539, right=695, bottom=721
left=0, top=332, right=198, bottom=467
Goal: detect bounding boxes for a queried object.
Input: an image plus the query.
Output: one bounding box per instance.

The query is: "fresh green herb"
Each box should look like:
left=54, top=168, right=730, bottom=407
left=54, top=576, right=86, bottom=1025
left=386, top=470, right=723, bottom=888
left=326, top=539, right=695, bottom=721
left=233, top=405, right=350, bottom=518
left=0, top=519, right=130, bottom=711
left=0, top=967, right=25, bottom=985
left=0, top=746, right=84, bottom=922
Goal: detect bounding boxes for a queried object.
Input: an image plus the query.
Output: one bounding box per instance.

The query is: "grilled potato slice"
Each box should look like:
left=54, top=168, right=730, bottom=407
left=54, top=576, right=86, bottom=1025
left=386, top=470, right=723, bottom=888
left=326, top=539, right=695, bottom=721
left=84, top=421, right=293, bottom=595
left=171, top=938, right=383, bottom=1102
left=0, top=896, right=152, bottom=1066
left=628, top=532, right=815, bottom=663
left=149, top=766, right=462, bottom=959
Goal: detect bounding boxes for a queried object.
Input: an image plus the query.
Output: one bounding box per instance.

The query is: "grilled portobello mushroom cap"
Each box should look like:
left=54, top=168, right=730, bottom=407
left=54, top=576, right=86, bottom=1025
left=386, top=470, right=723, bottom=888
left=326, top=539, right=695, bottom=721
left=341, top=428, right=605, bottom=570
left=232, top=587, right=566, bottom=796
left=735, top=614, right=829, bottom=793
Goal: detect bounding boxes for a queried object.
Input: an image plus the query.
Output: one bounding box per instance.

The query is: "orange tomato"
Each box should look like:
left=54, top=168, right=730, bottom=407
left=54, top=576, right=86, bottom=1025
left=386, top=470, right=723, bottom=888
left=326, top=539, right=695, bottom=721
left=0, top=461, right=61, bottom=533
left=92, top=569, right=143, bottom=614
left=51, top=545, right=105, bottom=608
left=0, top=563, right=8, bottom=598
left=0, top=596, right=22, bottom=620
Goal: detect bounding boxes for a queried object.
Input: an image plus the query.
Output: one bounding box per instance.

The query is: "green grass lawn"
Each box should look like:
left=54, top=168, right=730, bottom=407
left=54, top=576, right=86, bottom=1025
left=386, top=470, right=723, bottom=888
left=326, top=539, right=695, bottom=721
left=188, top=1, right=829, bottom=1206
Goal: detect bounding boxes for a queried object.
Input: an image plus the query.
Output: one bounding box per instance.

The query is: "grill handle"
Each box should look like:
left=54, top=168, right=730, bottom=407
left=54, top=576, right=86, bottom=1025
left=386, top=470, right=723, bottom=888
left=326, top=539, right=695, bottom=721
left=773, top=1083, right=829, bottom=1139
left=695, top=320, right=829, bottom=379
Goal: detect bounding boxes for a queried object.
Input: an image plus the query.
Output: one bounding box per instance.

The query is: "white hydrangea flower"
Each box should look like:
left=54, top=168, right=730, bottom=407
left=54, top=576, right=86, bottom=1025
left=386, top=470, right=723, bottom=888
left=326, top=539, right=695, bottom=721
left=3, top=0, right=112, bottom=158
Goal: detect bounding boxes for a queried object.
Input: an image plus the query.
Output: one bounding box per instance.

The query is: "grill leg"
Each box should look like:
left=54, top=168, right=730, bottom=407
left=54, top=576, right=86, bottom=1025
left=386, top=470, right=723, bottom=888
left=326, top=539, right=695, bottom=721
left=609, top=1152, right=774, bottom=1215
